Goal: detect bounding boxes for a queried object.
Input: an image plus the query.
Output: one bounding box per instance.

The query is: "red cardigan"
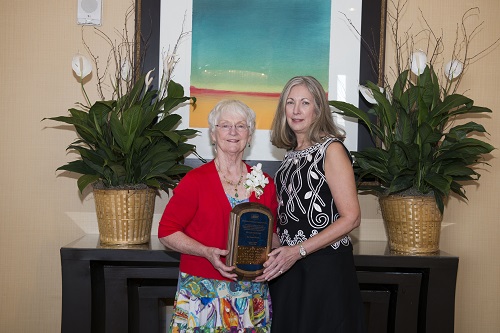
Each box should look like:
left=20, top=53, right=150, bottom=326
left=158, top=160, right=278, bottom=281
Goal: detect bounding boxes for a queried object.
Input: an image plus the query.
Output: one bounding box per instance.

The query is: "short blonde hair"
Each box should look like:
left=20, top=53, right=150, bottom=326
left=270, top=76, right=345, bottom=150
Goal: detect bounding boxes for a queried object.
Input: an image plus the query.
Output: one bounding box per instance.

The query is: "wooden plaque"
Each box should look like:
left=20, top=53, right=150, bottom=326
left=226, top=202, right=273, bottom=279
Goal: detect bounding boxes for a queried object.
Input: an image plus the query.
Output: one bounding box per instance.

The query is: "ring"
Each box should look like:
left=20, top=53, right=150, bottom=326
left=278, top=270, right=283, bottom=274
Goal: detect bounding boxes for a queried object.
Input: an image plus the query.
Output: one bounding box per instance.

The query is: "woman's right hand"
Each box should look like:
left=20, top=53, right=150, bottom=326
left=160, top=232, right=238, bottom=280
left=207, top=247, right=238, bottom=281
left=256, top=246, right=298, bottom=281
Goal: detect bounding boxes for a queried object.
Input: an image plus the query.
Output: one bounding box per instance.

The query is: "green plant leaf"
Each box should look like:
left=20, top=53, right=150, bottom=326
left=122, top=104, right=143, bottom=152
left=108, top=163, right=127, bottom=179
left=163, top=163, right=193, bottom=176
left=154, top=114, right=182, bottom=132
left=146, top=160, right=176, bottom=177
left=56, top=160, right=95, bottom=175
left=430, top=66, right=441, bottom=108
left=126, top=75, right=147, bottom=105
left=77, top=174, right=100, bottom=193
left=109, top=111, right=128, bottom=152
left=145, top=178, right=162, bottom=189
left=175, top=142, right=196, bottom=156
left=329, top=101, right=374, bottom=133
left=176, top=128, right=199, bottom=137
left=392, top=70, right=409, bottom=100
left=389, top=175, right=414, bottom=193
left=441, top=164, right=475, bottom=177
left=418, top=123, right=442, bottom=145
left=417, top=67, right=436, bottom=110
left=449, top=181, right=467, bottom=199
left=430, top=94, right=473, bottom=127
left=395, top=106, right=414, bottom=143
left=446, top=105, right=492, bottom=119
left=367, top=81, right=397, bottom=131
left=424, top=172, right=452, bottom=196
left=446, top=122, right=488, bottom=141
left=434, top=193, right=445, bottom=215
left=167, top=80, right=185, bottom=97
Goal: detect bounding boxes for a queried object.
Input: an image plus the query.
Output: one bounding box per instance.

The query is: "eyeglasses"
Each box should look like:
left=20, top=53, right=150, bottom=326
left=215, top=124, right=249, bottom=132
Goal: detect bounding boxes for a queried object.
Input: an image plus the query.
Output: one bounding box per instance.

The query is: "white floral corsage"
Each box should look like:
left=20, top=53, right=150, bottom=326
left=244, top=163, right=269, bottom=199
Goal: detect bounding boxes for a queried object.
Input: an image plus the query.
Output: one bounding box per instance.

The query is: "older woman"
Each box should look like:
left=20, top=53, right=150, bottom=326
left=158, top=99, right=278, bottom=332
left=263, top=76, right=366, bottom=332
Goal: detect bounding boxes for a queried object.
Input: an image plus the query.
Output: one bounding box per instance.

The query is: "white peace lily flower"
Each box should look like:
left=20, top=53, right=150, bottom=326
left=359, top=85, right=383, bottom=105
left=145, top=69, right=155, bottom=91
left=163, top=53, right=178, bottom=77
left=444, top=60, right=463, bottom=80
left=410, top=50, right=427, bottom=75
left=244, top=163, right=269, bottom=199
left=71, top=54, right=92, bottom=80
left=121, top=60, right=132, bottom=81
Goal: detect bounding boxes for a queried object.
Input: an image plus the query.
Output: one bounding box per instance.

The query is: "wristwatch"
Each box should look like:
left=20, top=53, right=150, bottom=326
left=299, top=244, right=307, bottom=258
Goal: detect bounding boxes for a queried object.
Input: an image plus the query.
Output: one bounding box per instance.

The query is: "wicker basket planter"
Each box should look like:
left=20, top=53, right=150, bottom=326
left=379, top=195, right=443, bottom=254
left=93, top=188, right=156, bottom=245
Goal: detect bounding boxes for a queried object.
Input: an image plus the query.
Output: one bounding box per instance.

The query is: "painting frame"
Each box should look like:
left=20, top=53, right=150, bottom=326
left=135, top=0, right=387, bottom=175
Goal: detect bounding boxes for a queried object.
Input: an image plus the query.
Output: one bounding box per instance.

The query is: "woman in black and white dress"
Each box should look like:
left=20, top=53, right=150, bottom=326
left=261, top=76, right=366, bottom=332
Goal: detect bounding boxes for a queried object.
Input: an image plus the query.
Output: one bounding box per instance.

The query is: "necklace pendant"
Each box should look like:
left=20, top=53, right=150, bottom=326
left=235, top=192, right=239, bottom=198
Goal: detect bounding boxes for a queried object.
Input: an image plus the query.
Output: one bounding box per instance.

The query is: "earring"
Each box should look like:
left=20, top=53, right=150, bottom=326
left=248, top=143, right=251, bottom=148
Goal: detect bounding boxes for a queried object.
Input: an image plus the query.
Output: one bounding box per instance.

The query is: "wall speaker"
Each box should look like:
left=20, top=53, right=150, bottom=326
left=77, top=0, right=102, bottom=26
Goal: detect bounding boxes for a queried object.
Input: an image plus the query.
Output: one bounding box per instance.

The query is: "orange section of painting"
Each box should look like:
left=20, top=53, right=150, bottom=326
left=189, top=87, right=280, bottom=130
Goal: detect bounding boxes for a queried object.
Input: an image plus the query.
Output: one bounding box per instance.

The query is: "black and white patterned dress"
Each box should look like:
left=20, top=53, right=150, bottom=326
left=269, top=137, right=366, bottom=333
left=275, top=137, right=352, bottom=252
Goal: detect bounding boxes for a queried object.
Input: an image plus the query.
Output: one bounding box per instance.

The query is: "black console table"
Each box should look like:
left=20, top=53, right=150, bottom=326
left=60, top=235, right=458, bottom=333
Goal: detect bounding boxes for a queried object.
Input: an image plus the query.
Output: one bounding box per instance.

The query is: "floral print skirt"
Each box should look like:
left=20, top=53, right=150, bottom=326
left=169, top=272, right=271, bottom=333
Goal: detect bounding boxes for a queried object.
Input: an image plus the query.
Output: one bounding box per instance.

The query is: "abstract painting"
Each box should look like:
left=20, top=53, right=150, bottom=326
left=189, top=0, right=331, bottom=129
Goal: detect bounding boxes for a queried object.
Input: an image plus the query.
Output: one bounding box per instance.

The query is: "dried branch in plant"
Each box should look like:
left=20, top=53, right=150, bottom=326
left=342, top=0, right=500, bottom=101
left=80, top=3, right=137, bottom=102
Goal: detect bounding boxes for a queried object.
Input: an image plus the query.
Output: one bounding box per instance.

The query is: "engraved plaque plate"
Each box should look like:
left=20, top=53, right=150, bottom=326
left=226, top=202, right=273, bottom=279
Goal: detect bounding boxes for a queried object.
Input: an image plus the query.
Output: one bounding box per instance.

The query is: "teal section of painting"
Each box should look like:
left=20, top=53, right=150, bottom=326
left=191, top=0, right=331, bottom=94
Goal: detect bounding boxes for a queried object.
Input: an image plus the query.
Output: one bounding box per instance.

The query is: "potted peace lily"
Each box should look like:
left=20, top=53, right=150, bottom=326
left=329, top=6, right=495, bottom=253
left=45, top=21, right=197, bottom=245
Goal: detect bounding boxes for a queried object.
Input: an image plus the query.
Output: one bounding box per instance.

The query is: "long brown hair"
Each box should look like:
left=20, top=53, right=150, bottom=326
left=270, top=76, right=345, bottom=150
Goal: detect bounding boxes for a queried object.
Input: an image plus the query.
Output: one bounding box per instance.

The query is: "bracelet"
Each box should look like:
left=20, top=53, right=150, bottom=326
left=299, top=244, right=307, bottom=258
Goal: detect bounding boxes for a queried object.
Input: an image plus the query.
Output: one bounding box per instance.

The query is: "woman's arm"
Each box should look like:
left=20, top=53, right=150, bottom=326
left=158, top=165, right=238, bottom=280
left=160, top=231, right=237, bottom=280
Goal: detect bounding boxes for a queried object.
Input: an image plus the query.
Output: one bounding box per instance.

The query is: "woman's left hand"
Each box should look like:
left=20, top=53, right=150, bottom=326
left=255, top=246, right=299, bottom=282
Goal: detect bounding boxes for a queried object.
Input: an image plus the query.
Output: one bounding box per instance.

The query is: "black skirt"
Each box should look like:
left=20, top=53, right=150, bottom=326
left=269, top=249, right=366, bottom=333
